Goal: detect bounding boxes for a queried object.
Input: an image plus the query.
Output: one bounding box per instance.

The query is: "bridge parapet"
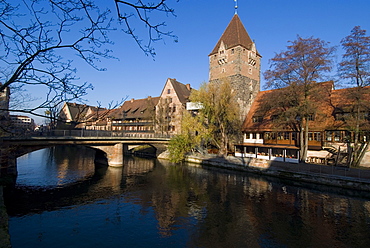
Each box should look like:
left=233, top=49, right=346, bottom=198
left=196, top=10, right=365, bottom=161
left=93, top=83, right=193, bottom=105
left=9, top=130, right=173, bottom=139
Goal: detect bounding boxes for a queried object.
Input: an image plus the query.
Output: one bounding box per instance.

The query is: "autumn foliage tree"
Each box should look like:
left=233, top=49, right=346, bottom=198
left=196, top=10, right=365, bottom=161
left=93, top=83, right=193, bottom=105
left=168, top=111, right=210, bottom=162
left=264, top=36, right=334, bottom=162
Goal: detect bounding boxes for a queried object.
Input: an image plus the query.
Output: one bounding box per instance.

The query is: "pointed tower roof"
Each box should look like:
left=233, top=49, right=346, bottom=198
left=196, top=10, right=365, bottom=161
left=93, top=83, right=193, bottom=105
left=209, top=14, right=254, bottom=56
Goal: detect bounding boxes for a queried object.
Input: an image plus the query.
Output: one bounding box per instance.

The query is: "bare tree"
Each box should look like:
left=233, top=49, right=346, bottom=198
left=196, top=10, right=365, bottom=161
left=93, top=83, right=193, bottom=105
left=338, top=26, right=370, bottom=165
left=264, top=36, right=335, bottom=162
left=114, top=0, right=178, bottom=56
left=45, top=103, right=62, bottom=130
left=0, top=0, right=178, bottom=119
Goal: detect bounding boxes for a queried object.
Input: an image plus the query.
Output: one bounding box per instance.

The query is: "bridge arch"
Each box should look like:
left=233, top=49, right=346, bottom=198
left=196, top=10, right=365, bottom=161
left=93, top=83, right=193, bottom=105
left=1, top=135, right=170, bottom=178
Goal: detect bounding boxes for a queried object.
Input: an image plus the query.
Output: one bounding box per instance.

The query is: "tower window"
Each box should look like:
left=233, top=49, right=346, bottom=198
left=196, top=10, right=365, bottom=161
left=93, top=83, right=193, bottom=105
left=231, top=49, right=234, bottom=54
left=222, top=68, right=226, bottom=73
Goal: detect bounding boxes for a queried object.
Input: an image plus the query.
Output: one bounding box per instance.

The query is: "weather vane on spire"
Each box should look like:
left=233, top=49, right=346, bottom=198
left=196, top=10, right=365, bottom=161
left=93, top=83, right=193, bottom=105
left=234, top=0, right=238, bottom=14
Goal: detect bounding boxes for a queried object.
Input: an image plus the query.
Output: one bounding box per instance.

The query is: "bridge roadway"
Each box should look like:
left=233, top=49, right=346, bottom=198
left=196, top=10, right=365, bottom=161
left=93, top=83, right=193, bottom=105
left=1, top=131, right=171, bottom=176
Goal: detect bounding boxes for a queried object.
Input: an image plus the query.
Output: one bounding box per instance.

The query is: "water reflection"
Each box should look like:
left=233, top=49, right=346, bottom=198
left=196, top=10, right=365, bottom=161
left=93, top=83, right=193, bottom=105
left=16, top=146, right=96, bottom=187
left=4, top=147, right=370, bottom=247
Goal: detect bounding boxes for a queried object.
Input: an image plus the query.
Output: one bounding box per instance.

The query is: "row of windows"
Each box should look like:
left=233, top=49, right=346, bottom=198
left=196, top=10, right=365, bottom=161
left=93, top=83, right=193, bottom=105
left=214, top=48, right=249, bottom=58
left=245, top=131, right=360, bottom=143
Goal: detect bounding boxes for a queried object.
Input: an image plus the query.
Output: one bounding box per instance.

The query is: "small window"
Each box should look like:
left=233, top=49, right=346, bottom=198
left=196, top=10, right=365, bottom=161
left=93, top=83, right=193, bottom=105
left=167, top=89, right=171, bottom=94
left=308, top=114, right=315, bottom=121
left=252, top=116, right=263, bottom=123
left=231, top=49, right=234, bottom=54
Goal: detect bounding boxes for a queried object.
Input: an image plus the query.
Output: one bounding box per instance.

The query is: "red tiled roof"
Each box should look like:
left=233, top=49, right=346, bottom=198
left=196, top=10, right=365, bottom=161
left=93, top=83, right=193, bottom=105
left=242, top=82, right=336, bottom=132
left=209, top=14, right=255, bottom=56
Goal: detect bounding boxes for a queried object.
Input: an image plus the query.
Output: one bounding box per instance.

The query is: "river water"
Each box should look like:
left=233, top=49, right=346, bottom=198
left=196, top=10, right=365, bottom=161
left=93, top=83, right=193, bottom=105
left=3, top=145, right=370, bottom=248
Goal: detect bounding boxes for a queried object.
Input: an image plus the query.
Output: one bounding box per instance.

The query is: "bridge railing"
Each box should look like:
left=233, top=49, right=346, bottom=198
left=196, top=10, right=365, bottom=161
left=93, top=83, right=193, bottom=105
left=25, top=130, right=173, bottom=139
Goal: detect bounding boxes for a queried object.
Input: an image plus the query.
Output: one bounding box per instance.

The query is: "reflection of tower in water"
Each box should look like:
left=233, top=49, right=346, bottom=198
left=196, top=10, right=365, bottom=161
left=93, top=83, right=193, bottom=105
left=123, top=156, right=155, bottom=176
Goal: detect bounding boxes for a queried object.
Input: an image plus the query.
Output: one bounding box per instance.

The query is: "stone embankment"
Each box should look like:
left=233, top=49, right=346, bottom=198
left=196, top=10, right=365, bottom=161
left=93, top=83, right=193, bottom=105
left=158, top=151, right=370, bottom=192
left=0, top=186, right=11, bottom=248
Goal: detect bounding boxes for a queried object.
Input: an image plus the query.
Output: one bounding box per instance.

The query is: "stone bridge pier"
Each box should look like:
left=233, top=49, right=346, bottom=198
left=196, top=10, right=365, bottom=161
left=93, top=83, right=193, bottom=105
left=91, top=143, right=126, bottom=167
left=91, top=143, right=167, bottom=167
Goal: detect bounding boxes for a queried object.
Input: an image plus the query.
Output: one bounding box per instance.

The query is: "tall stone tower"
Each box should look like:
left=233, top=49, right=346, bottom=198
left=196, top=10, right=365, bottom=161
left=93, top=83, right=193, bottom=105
left=209, top=14, right=261, bottom=120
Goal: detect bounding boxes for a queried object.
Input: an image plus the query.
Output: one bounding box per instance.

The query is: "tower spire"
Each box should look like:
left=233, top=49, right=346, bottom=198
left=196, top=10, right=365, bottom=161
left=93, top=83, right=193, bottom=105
left=234, top=0, right=238, bottom=14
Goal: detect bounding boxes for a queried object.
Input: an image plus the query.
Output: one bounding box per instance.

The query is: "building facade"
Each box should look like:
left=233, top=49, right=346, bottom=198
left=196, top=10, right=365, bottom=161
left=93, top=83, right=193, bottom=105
left=109, top=96, right=159, bottom=133
left=238, top=82, right=370, bottom=163
left=209, top=14, right=261, bottom=120
left=9, top=115, right=35, bottom=132
left=156, top=78, right=192, bottom=135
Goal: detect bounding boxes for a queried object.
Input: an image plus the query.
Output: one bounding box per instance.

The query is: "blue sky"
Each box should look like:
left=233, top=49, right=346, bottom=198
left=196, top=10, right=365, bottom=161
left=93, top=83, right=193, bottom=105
left=27, top=0, right=370, bottom=123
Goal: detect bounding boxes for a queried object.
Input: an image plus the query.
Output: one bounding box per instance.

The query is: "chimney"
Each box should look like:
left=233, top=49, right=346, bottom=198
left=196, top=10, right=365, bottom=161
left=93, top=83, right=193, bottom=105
left=147, top=96, right=151, bottom=100
left=131, top=98, right=134, bottom=103
left=186, top=84, right=191, bottom=91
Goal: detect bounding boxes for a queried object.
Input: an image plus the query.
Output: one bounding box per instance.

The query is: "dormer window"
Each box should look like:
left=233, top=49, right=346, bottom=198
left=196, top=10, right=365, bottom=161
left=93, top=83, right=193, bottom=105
left=252, top=116, right=263, bottom=123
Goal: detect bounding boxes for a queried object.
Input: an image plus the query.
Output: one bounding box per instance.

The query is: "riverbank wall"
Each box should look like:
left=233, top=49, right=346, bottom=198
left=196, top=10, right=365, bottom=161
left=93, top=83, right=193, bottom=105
left=0, top=186, right=11, bottom=248
left=158, top=151, right=370, bottom=192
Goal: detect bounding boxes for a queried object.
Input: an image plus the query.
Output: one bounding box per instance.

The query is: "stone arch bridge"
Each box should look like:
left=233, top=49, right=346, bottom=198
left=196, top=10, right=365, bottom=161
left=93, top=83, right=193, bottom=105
left=0, top=131, right=170, bottom=177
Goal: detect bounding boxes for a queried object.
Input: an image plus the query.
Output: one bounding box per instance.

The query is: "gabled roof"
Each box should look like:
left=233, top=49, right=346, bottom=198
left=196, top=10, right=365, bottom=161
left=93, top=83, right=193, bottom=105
left=170, top=78, right=192, bottom=104
left=62, top=102, right=106, bottom=122
left=209, top=14, right=255, bottom=56
left=159, top=78, right=192, bottom=104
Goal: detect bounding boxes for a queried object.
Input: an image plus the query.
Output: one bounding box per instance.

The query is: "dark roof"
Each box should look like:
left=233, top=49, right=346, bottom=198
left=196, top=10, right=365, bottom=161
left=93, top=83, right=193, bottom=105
left=109, top=97, right=160, bottom=120
left=169, top=78, right=192, bottom=104
left=209, top=14, right=255, bottom=56
left=64, top=102, right=106, bottom=122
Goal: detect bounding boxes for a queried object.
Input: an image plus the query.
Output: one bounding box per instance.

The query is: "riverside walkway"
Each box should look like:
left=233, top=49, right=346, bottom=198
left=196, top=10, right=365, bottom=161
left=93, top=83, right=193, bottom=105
left=172, top=153, right=370, bottom=192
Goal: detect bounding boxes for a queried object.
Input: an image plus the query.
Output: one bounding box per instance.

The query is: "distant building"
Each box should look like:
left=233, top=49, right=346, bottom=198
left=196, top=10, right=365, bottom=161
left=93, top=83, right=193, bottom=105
left=57, top=102, right=107, bottom=129
left=57, top=78, right=192, bottom=135
left=10, top=115, right=35, bottom=132
left=0, top=83, right=10, bottom=123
